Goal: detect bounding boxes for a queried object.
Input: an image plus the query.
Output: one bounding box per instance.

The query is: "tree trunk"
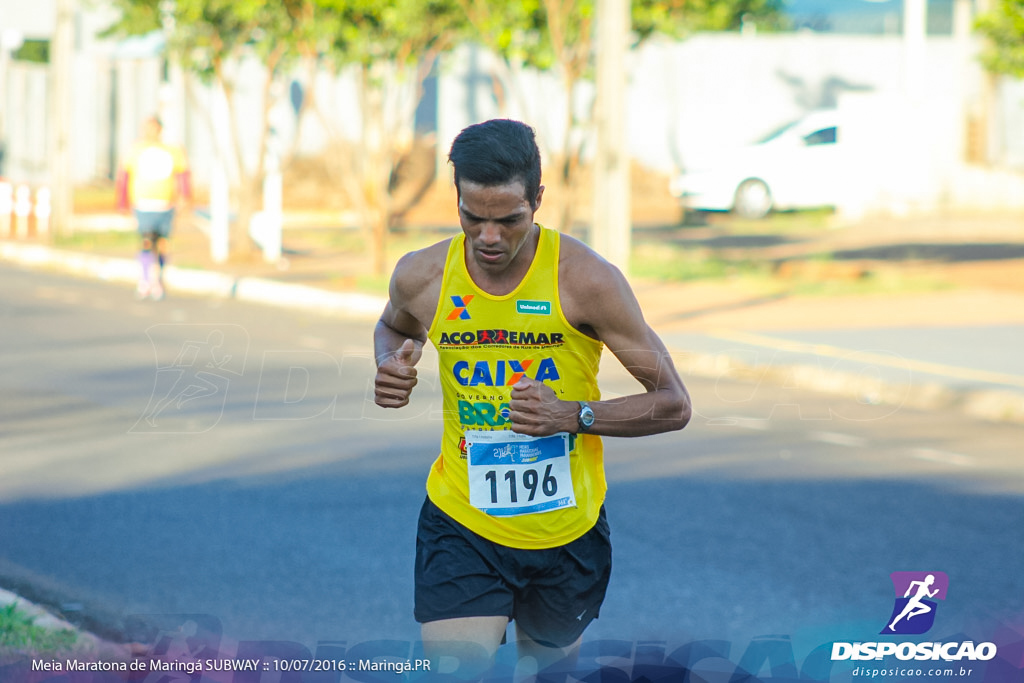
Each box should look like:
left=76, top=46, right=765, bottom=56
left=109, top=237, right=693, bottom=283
left=296, top=57, right=428, bottom=275
left=359, top=65, right=396, bottom=276
left=215, top=43, right=283, bottom=262
left=226, top=186, right=258, bottom=261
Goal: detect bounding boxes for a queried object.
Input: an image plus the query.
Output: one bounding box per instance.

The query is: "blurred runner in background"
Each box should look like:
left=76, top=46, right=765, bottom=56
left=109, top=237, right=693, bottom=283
left=117, top=116, right=191, bottom=300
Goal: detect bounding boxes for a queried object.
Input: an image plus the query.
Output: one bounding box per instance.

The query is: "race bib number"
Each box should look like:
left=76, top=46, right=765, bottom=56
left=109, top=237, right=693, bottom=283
left=465, top=430, right=576, bottom=516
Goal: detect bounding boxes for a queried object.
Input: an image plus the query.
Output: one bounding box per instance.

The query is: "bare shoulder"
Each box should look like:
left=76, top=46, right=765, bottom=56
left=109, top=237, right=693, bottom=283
left=389, top=238, right=452, bottom=325
left=393, top=238, right=449, bottom=290
left=558, top=234, right=633, bottom=300
left=557, top=234, right=643, bottom=335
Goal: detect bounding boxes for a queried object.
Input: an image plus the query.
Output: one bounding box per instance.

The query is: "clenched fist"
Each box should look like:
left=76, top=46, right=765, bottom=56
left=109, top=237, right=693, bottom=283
left=374, top=338, right=422, bottom=408
left=507, top=376, right=577, bottom=436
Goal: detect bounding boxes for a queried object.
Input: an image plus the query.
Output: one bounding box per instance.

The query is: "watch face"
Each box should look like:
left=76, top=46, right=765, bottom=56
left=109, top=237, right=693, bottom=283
left=580, top=404, right=595, bottom=426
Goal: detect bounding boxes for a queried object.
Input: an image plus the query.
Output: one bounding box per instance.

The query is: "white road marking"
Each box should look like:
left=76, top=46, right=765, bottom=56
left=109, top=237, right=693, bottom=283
left=710, top=329, right=1024, bottom=389
left=808, top=431, right=867, bottom=448
left=909, top=448, right=974, bottom=467
left=734, top=417, right=771, bottom=430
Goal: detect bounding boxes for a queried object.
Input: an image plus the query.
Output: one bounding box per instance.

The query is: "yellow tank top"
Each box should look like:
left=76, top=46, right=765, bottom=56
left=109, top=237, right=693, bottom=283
left=425, top=225, right=606, bottom=549
left=125, top=141, right=187, bottom=211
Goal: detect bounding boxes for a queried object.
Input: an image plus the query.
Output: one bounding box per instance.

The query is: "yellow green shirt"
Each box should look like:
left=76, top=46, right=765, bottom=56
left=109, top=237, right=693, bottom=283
left=425, top=226, right=606, bottom=549
left=123, top=141, right=188, bottom=211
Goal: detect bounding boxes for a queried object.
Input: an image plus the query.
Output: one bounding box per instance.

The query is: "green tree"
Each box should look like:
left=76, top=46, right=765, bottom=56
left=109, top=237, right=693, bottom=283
left=458, top=0, right=785, bottom=233
left=304, top=0, right=465, bottom=274
left=104, top=0, right=331, bottom=259
left=976, top=0, right=1024, bottom=78
left=12, top=40, right=51, bottom=64
left=632, top=0, right=786, bottom=39
left=106, top=0, right=464, bottom=270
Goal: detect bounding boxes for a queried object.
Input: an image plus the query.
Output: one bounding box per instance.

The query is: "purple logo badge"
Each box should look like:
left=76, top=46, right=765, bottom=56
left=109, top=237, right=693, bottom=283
left=881, top=571, right=949, bottom=635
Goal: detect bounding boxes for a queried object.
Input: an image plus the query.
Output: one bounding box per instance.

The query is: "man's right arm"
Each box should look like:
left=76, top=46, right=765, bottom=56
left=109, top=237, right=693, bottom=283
left=116, top=167, right=130, bottom=212
left=372, top=249, right=440, bottom=408
left=373, top=312, right=424, bottom=408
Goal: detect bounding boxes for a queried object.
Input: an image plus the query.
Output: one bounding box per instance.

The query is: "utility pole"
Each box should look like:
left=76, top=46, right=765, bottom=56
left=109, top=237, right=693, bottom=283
left=902, top=0, right=927, bottom=99
left=972, top=0, right=998, bottom=164
left=592, top=0, right=631, bottom=276
left=49, top=0, right=75, bottom=239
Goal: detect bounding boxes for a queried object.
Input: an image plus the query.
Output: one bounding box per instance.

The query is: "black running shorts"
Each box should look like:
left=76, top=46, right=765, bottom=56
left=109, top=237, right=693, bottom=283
left=414, top=496, right=612, bottom=649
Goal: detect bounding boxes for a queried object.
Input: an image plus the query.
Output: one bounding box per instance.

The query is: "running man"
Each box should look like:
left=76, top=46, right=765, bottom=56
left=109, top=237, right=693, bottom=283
left=117, top=116, right=191, bottom=300
left=374, top=119, right=692, bottom=677
left=888, top=574, right=939, bottom=632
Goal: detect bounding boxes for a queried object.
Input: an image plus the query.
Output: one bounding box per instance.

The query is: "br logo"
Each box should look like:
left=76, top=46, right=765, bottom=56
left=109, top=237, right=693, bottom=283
left=447, top=295, right=474, bottom=320
left=881, top=571, right=949, bottom=635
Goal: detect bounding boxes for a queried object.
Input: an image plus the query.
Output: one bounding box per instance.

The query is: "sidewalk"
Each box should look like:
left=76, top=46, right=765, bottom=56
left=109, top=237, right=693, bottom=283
left=2, top=210, right=1024, bottom=426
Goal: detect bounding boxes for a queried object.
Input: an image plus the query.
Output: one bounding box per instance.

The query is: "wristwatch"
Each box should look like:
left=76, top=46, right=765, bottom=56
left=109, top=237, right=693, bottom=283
left=577, top=401, right=595, bottom=433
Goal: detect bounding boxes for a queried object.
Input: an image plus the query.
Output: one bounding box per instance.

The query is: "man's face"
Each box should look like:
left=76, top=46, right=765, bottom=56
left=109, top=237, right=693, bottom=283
left=458, top=179, right=544, bottom=274
left=142, top=118, right=162, bottom=142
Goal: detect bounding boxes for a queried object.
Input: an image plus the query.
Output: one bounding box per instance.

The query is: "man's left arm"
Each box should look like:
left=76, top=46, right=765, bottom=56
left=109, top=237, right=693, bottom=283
left=508, top=259, right=691, bottom=437
left=166, top=145, right=192, bottom=212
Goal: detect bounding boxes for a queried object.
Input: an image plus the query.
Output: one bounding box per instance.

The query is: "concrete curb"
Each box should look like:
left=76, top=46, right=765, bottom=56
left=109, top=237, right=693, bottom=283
left=0, top=240, right=387, bottom=321
left=2, top=239, right=1023, bottom=425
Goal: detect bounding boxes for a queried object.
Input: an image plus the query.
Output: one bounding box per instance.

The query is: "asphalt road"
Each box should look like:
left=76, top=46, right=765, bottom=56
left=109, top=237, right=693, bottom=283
left=1, top=263, right=1022, bottom=677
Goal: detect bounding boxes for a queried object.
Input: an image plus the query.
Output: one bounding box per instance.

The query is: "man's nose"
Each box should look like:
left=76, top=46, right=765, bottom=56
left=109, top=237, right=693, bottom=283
left=479, top=222, right=503, bottom=244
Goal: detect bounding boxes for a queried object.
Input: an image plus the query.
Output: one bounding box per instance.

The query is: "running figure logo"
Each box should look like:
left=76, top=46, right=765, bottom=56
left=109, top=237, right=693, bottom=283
left=881, top=571, right=949, bottom=635
left=132, top=324, right=249, bottom=434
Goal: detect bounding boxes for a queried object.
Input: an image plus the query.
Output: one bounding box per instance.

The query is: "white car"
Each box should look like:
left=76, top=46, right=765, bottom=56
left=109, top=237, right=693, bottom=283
left=670, top=109, right=843, bottom=219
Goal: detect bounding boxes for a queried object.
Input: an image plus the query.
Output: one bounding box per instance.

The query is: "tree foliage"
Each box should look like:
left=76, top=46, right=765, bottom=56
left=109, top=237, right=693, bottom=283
left=458, top=0, right=785, bottom=232
left=12, top=40, right=51, bottom=64
left=103, top=0, right=313, bottom=81
left=632, top=0, right=787, bottom=41
left=304, top=0, right=466, bottom=273
left=463, top=0, right=786, bottom=72
left=313, top=0, right=462, bottom=68
left=976, top=0, right=1024, bottom=78
left=102, top=0, right=465, bottom=264
left=101, top=0, right=786, bottom=254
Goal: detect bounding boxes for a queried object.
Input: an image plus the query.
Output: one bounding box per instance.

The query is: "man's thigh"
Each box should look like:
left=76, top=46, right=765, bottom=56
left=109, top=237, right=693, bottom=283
left=414, top=498, right=515, bottom=623
left=512, top=508, right=612, bottom=649
left=414, top=498, right=612, bottom=649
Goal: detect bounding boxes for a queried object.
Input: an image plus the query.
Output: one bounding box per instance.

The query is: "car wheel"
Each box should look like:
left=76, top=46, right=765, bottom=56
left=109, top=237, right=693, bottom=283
left=733, top=179, right=772, bottom=219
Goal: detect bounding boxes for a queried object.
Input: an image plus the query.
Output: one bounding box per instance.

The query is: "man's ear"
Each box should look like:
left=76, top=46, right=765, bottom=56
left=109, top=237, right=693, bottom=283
left=533, top=185, right=545, bottom=211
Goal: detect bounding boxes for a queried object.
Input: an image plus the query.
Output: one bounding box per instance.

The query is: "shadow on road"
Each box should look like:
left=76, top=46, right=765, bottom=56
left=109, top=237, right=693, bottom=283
left=663, top=292, right=791, bottom=323
left=830, top=243, right=1024, bottom=263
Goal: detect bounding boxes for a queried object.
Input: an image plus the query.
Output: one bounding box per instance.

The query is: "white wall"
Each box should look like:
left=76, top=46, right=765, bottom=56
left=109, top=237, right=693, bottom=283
left=625, top=33, right=970, bottom=173
left=434, top=31, right=1024, bottom=214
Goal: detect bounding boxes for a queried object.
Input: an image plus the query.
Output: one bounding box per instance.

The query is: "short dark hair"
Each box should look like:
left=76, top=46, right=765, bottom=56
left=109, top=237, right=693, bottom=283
left=448, top=119, right=542, bottom=208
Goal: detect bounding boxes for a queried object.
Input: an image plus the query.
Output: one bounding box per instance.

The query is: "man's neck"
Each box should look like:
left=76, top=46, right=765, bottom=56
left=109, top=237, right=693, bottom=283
left=464, top=224, right=540, bottom=297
